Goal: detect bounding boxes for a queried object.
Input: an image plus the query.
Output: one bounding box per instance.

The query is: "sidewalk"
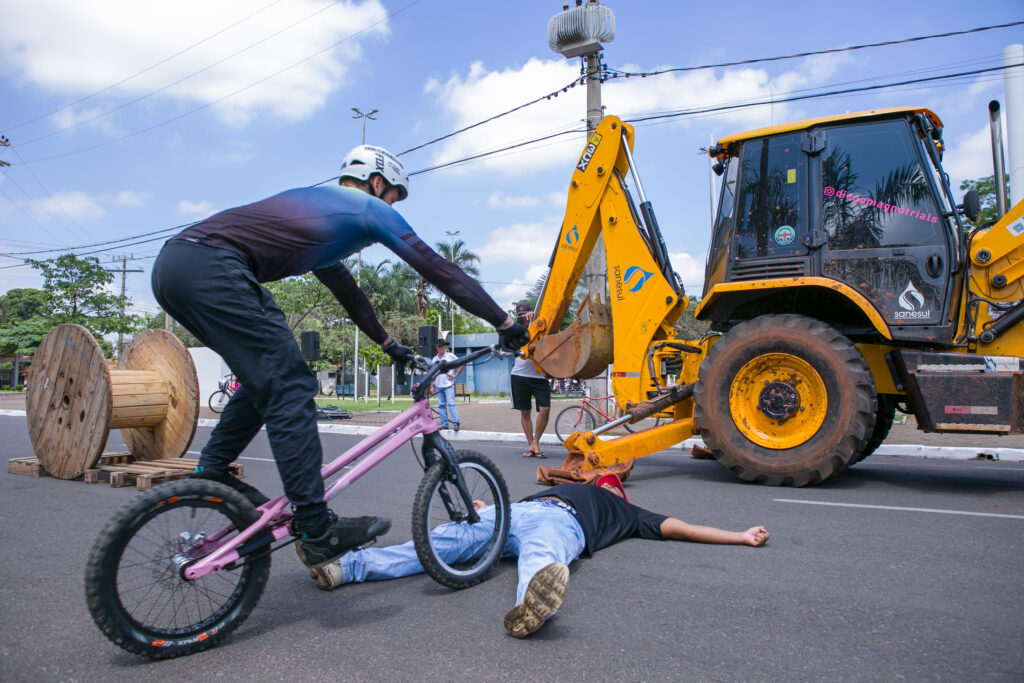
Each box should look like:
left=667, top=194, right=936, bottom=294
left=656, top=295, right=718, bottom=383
left=4, top=394, right=1023, bottom=461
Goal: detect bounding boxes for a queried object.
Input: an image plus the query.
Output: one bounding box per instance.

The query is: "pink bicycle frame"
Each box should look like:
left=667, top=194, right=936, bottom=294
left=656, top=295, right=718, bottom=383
left=184, top=398, right=438, bottom=580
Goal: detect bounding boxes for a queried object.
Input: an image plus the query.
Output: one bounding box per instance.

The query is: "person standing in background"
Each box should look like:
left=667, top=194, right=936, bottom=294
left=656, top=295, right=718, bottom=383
left=510, top=301, right=550, bottom=458
left=432, top=339, right=462, bottom=431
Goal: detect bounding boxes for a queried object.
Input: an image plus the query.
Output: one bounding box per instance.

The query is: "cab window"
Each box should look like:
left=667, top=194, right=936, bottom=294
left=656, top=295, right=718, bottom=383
left=733, top=133, right=805, bottom=258
left=822, top=120, right=942, bottom=249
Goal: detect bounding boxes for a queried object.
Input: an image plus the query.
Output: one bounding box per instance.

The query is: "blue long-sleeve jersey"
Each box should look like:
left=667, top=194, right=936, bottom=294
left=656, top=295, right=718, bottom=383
left=173, top=185, right=507, bottom=344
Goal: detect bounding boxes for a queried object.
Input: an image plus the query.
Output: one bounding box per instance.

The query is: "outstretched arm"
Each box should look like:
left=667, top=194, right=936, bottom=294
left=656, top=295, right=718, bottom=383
left=659, top=518, right=769, bottom=547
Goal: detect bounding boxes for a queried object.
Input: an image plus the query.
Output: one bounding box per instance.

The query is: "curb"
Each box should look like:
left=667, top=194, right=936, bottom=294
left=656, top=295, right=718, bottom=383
left=5, top=411, right=1022, bottom=462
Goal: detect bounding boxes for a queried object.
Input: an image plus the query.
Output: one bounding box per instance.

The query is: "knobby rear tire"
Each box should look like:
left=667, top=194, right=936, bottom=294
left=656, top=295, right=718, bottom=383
left=85, top=480, right=270, bottom=659
left=411, top=451, right=510, bottom=589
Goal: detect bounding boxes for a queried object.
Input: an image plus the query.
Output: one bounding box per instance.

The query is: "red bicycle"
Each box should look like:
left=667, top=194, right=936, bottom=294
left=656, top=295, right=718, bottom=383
left=553, top=394, right=664, bottom=441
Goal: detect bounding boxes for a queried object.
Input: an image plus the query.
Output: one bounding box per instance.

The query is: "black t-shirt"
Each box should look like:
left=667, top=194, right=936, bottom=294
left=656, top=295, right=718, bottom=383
left=520, top=483, right=667, bottom=555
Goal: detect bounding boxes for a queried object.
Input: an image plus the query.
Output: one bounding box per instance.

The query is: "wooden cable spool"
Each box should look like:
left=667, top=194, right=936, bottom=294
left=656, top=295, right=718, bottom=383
left=26, top=323, right=200, bottom=479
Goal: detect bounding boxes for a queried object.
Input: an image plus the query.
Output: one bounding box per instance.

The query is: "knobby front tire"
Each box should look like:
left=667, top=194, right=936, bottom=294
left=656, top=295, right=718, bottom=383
left=411, top=451, right=510, bottom=589
left=85, top=480, right=270, bottom=659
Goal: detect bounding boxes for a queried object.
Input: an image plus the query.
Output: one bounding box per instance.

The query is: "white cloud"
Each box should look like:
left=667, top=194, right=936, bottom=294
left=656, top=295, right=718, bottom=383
left=112, top=190, right=146, bottom=207
left=0, top=0, right=389, bottom=126
left=488, top=191, right=540, bottom=208
left=944, top=123, right=1004, bottom=195
left=178, top=199, right=215, bottom=215
left=425, top=54, right=854, bottom=177
left=31, top=191, right=105, bottom=222
left=667, top=251, right=708, bottom=296
left=51, top=106, right=124, bottom=137
left=477, top=221, right=557, bottom=265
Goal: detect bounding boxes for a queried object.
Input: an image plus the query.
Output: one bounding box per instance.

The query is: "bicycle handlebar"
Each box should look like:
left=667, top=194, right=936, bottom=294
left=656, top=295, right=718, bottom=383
left=410, top=345, right=515, bottom=400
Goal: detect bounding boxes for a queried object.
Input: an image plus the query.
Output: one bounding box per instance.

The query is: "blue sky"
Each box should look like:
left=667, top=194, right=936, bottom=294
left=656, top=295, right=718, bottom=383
left=1, top=0, right=1021, bottom=322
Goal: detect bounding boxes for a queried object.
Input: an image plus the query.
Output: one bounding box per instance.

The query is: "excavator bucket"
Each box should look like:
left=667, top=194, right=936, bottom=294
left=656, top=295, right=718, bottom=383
left=531, top=293, right=613, bottom=379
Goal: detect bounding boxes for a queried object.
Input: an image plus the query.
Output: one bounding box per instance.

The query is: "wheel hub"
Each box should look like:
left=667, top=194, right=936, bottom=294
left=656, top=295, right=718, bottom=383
left=757, top=381, right=800, bottom=421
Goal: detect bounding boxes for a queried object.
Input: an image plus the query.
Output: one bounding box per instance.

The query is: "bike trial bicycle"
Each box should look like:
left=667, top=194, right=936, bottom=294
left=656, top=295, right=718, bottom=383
left=85, top=346, right=513, bottom=659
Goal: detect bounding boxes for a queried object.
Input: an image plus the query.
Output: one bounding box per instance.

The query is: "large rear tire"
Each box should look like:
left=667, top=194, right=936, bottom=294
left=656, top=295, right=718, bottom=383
left=694, top=314, right=876, bottom=486
left=411, top=451, right=511, bottom=589
left=85, top=480, right=270, bottom=658
left=851, top=395, right=896, bottom=465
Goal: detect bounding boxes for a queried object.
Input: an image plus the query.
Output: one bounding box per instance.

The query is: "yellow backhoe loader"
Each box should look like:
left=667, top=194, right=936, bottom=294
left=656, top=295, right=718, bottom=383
left=528, top=109, right=1024, bottom=486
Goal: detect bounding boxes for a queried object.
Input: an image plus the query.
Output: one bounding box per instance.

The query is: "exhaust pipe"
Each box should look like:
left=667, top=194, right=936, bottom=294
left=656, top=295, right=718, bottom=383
left=989, top=100, right=1009, bottom=219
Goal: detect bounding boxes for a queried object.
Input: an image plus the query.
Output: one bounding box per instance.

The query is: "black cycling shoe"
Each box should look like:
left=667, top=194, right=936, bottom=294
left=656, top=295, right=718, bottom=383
left=295, top=513, right=391, bottom=569
left=188, top=467, right=270, bottom=506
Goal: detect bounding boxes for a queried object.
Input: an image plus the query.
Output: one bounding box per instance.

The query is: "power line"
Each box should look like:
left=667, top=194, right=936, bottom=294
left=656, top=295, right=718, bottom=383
left=16, top=0, right=351, bottom=147
left=605, top=20, right=1024, bottom=80
left=397, top=75, right=585, bottom=157
left=0, top=0, right=287, bottom=134
left=17, top=0, right=427, bottom=163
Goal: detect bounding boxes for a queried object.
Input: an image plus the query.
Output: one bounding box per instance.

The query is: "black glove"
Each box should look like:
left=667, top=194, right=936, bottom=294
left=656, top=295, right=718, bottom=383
left=382, top=339, right=414, bottom=363
left=498, top=321, right=530, bottom=352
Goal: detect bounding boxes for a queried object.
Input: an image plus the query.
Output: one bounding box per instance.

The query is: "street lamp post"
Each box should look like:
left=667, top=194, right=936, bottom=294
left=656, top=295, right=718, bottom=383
left=351, top=108, right=378, bottom=145
left=349, top=107, right=377, bottom=399
left=445, top=230, right=460, bottom=354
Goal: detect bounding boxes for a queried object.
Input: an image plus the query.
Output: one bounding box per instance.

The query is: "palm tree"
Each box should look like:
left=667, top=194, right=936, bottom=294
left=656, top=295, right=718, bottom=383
left=435, top=238, right=482, bottom=335
left=435, top=238, right=481, bottom=278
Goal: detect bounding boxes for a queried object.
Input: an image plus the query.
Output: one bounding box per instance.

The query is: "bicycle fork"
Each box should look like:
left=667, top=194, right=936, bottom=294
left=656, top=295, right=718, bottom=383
left=421, top=431, right=481, bottom=525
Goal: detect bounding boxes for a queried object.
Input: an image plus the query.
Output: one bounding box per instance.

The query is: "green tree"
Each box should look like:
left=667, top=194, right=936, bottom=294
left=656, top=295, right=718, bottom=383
left=0, top=288, right=47, bottom=326
left=142, top=312, right=202, bottom=348
left=959, top=174, right=1011, bottom=226
left=26, top=254, right=135, bottom=336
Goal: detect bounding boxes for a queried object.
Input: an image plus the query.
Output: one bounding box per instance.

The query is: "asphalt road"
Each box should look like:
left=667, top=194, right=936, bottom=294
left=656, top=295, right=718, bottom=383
left=2, top=415, right=1022, bottom=681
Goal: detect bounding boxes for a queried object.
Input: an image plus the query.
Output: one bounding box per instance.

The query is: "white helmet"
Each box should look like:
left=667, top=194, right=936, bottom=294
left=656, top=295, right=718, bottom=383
left=339, top=145, right=409, bottom=201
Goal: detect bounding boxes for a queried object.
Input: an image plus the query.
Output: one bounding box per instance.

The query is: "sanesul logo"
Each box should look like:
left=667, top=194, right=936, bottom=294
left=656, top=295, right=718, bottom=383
left=894, top=281, right=930, bottom=320
left=564, top=224, right=579, bottom=246
left=623, top=266, right=653, bottom=292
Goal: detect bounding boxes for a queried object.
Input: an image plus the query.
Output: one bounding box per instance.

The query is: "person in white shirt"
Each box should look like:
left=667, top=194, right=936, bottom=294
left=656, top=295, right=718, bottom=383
left=510, top=301, right=550, bottom=458
left=431, top=339, right=462, bottom=431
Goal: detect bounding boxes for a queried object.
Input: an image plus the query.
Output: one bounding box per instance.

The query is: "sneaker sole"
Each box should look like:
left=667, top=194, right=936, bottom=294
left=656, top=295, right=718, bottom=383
left=503, top=562, right=569, bottom=638
left=296, top=518, right=391, bottom=569
left=308, top=565, right=341, bottom=591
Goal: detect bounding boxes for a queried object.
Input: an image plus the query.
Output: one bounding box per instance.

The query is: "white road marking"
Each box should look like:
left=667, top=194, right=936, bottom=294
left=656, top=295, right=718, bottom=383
left=774, top=498, right=1024, bottom=520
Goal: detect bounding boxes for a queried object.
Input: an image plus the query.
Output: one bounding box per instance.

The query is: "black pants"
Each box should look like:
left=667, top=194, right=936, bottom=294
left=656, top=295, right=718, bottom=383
left=152, top=240, right=326, bottom=531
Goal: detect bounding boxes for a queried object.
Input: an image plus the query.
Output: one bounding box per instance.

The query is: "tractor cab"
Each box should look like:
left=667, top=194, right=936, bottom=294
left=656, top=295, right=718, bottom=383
left=701, top=107, right=968, bottom=345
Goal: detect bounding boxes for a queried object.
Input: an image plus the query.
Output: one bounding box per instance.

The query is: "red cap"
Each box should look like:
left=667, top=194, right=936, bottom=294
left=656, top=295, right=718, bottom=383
left=595, top=473, right=628, bottom=502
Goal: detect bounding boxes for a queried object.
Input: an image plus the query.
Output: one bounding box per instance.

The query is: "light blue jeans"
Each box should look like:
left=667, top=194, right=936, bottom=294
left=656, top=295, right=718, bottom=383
left=340, top=500, right=585, bottom=604
left=436, top=385, right=459, bottom=428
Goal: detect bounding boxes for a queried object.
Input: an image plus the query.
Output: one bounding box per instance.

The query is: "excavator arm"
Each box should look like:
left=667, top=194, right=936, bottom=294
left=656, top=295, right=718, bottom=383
left=526, top=116, right=698, bottom=483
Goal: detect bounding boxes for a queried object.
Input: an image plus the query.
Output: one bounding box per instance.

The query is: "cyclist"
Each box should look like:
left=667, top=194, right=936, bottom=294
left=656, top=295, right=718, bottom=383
left=151, top=144, right=529, bottom=569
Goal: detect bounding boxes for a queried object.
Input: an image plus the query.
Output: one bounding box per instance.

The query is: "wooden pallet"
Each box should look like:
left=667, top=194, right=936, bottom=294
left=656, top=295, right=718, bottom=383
left=9, top=453, right=244, bottom=491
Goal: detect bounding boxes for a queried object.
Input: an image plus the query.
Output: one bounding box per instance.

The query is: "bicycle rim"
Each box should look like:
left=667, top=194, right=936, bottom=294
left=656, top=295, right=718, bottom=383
left=555, top=405, right=596, bottom=442
left=209, top=390, right=228, bottom=413
left=85, top=480, right=270, bottom=658
left=411, top=451, right=510, bottom=589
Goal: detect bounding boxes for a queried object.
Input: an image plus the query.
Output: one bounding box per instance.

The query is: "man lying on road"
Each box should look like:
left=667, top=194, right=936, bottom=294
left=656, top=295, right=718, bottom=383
left=305, top=474, right=770, bottom=638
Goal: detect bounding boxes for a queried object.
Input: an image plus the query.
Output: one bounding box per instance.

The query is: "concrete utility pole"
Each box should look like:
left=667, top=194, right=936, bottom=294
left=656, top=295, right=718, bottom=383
left=548, top=1, right=616, bottom=396
left=104, top=256, right=143, bottom=361
left=0, top=135, right=10, bottom=168
left=548, top=0, right=616, bottom=306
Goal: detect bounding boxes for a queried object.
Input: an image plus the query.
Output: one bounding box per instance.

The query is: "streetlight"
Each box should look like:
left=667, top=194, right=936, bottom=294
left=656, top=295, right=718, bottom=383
left=351, top=107, right=378, bottom=145
left=445, top=230, right=460, bottom=354
left=349, top=107, right=377, bottom=399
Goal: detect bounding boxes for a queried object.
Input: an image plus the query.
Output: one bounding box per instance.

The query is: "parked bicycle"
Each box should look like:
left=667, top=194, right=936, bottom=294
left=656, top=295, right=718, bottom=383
left=207, top=374, right=239, bottom=413
left=554, top=393, right=664, bottom=442
left=85, top=346, right=513, bottom=659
